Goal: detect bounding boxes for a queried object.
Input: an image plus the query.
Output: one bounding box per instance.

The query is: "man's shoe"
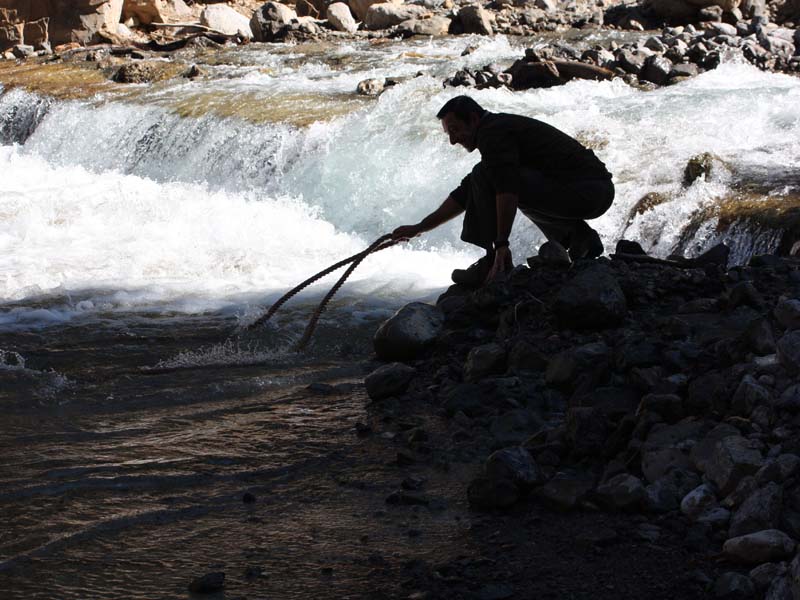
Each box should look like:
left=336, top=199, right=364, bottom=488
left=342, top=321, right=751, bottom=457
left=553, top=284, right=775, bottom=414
left=451, top=255, right=493, bottom=287
left=568, top=226, right=604, bottom=261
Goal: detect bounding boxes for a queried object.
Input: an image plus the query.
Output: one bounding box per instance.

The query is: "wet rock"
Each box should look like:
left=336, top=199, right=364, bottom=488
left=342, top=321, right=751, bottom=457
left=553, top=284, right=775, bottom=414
left=485, top=447, right=542, bottom=489
left=467, top=476, right=519, bottom=509
left=188, top=572, right=225, bottom=594
left=457, top=5, right=493, bottom=35
left=684, top=152, right=722, bottom=186
left=640, top=55, right=673, bottom=85
left=201, top=5, right=253, bottom=38
left=365, top=3, right=427, bottom=29
left=552, top=265, right=627, bottom=330
left=365, top=362, right=416, bottom=400
left=777, top=331, right=800, bottom=374
left=535, top=471, right=594, bottom=510
left=373, top=302, right=443, bottom=361
left=713, top=572, right=756, bottom=599
left=464, top=343, right=506, bottom=382
left=705, top=435, right=763, bottom=496
left=729, top=482, right=783, bottom=538
left=775, top=299, right=800, bottom=331
left=723, top=530, right=797, bottom=565
left=357, top=78, right=385, bottom=96
left=595, top=473, right=645, bottom=511
left=327, top=3, right=358, bottom=33
left=112, top=61, right=176, bottom=84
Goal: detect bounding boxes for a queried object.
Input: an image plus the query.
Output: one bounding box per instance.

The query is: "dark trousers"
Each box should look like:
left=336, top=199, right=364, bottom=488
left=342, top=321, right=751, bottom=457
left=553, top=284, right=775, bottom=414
left=460, top=161, right=615, bottom=251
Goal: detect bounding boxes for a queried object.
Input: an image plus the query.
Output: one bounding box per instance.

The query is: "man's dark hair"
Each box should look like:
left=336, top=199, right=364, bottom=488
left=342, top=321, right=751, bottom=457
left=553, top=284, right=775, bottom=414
left=437, top=95, right=487, bottom=121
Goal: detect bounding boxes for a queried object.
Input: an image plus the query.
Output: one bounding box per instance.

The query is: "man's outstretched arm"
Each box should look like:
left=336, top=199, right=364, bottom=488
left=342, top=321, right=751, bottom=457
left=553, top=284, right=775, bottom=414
left=391, top=196, right=464, bottom=240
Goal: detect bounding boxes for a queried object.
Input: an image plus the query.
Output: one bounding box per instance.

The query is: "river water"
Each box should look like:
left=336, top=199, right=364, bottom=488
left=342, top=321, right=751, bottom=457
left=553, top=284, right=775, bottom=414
left=1, top=32, right=800, bottom=598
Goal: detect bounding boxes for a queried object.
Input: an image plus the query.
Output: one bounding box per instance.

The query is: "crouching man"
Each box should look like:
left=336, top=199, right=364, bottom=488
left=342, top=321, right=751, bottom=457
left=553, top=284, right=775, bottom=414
left=391, top=95, right=615, bottom=286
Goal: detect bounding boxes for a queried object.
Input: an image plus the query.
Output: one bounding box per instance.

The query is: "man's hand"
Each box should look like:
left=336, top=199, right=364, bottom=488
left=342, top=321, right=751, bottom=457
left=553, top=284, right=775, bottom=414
left=485, top=246, right=512, bottom=284
left=391, top=224, right=422, bottom=241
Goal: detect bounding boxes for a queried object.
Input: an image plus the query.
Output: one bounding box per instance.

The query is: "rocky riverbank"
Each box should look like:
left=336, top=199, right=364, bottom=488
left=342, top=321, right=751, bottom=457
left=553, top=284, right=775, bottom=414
left=363, top=240, right=800, bottom=599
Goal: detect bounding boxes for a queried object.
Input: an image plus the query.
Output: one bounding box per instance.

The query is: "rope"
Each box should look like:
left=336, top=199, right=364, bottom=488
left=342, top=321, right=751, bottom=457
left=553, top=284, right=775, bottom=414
left=246, top=234, right=400, bottom=350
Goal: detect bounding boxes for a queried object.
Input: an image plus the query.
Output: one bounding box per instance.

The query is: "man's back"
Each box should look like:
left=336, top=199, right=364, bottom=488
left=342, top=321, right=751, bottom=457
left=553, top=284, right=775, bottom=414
left=477, top=112, right=612, bottom=183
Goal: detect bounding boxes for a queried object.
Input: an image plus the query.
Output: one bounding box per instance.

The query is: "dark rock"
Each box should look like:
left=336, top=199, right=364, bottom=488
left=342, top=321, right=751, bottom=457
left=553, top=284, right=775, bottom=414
left=749, top=562, right=787, bottom=591
left=638, top=393, right=684, bottom=422
left=756, top=454, right=800, bottom=485
left=777, top=331, right=800, bottom=374
left=243, top=491, right=257, bottom=504
left=386, top=491, right=429, bottom=506
left=490, top=409, right=543, bottom=447
left=188, top=572, right=225, bottom=594
left=681, top=483, right=718, bottom=519
left=775, top=299, right=800, bottom=331
left=643, top=468, right=701, bottom=513
left=695, top=243, right=731, bottom=267
left=740, top=318, right=776, bottom=356
left=12, top=44, right=35, bottom=59
left=467, top=476, right=519, bottom=509
left=485, top=447, right=542, bottom=489
left=684, top=152, right=722, bottom=186
left=617, top=48, right=648, bottom=74
left=778, top=384, right=800, bottom=412
left=546, top=341, right=609, bottom=385
left=250, top=2, right=296, bottom=42
left=671, top=62, right=700, bottom=78
left=535, top=471, right=594, bottom=510
left=536, top=240, right=571, bottom=266
left=640, top=55, right=673, bottom=85
left=729, top=482, right=783, bottom=537
left=595, top=473, right=645, bottom=511
left=691, top=423, right=739, bottom=473
left=731, top=375, right=772, bottom=417
left=507, top=340, right=548, bottom=372
left=713, top=572, right=756, bottom=599
left=705, top=436, right=764, bottom=496
left=374, top=302, right=443, bottom=361
left=113, top=61, right=175, bottom=84
left=723, top=530, right=797, bottom=565
left=464, top=343, right=506, bottom=381
left=553, top=266, right=627, bottom=329
left=365, top=362, right=417, bottom=400
left=566, top=407, right=608, bottom=458
left=615, top=239, right=647, bottom=255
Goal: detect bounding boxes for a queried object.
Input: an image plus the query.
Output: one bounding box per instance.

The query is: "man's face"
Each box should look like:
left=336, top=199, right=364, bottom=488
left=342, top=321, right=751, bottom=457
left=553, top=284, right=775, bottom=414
left=441, top=112, right=479, bottom=152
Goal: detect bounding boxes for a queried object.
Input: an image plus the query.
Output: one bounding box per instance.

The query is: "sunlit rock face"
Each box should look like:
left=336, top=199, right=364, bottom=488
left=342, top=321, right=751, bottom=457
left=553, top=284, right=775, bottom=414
left=0, top=0, right=123, bottom=47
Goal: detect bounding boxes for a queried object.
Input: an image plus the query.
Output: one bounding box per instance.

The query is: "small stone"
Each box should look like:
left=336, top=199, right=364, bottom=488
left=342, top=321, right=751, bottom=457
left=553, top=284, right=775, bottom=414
left=681, top=484, right=718, bottom=519
left=464, top=343, right=506, bottom=382
left=357, top=78, right=385, bottom=96
left=553, top=265, right=627, bottom=330
left=595, top=473, right=645, bottom=511
left=467, top=476, right=519, bottom=509
left=535, top=472, right=594, bottom=511
left=485, top=447, right=542, bottom=490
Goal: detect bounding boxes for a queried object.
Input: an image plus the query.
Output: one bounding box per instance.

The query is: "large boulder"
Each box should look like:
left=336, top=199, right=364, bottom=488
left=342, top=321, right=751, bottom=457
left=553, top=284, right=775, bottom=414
left=122, top=0, right=192, bottom=25
left=373, top=302, right=443, bottom=361
left=396, top=15, right=451, bottom=36
left=457, top=4, right=492, bottom=34
left=553, top=265, right=627, bottom=330
left=13, top=0, right=125, bottom=45
left=349, top=0, right=402, bottom=21
left=326, top=2, right=357, bottom=33
left=364, top=2, right=426, bottom=29
left=201, top=5, right=253, bottom=38
left=723, top=530, right=796, bottom=565
left=250, top=1, right=297, bottom=42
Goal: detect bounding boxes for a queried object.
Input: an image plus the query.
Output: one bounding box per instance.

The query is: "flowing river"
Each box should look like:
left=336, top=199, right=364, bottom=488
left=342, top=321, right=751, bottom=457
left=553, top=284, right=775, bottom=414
left=1, top=32, right=800, bottom=598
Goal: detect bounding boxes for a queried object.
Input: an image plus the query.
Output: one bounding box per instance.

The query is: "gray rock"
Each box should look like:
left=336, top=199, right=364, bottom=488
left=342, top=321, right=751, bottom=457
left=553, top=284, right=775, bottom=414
left=732, top=375, right=772, bottom=417
left=327, top=3, right=358, bottom=33
left=11, top=44, right=35, bottom=59
left=681, top=484, right=718, bottom=519
left=706, top=22, right=738, bottom=36
left=705, top=435, right=764, bottom=496
left=250, top=2, right=297, bottom=42
left=640, top=55, right=673, bottom=85
left=458, top=5, right=493, bottom=35
left=364, top=362, right=416, bottom=400
left=396, top=15, right=452, bottom=36
left=485, top=447, right=542, bottom=489
left=729, top=482, right=783, bottom=538
left=723, top=530, right=797, bottom=565
left=775, top=299, right=800, bottom=331
left=644, top=36, right=668, bottom=52
left=535, top=472, right=594, bottom=510
left=536, top=240, right=571, bottom=266
left=595, top=473, right=645, bottom=511
left=553, top=266, right=627, bottom=330
left=671, top=62, right=700, bottom=77
left=617, top=48, right=649, bottom=74
left=373, top=302, right=443, bottom=361
left=365, top=3, right=427, bottom=29
left=713, top=572, right=755, bottom=599
left=777, top=331, right=800, bottom=374
left=464, top=343, right=506, bottom=382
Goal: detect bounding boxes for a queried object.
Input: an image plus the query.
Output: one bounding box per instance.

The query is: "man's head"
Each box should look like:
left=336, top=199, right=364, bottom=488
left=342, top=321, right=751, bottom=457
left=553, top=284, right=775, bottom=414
left=437, top=96, right=487, bottom=152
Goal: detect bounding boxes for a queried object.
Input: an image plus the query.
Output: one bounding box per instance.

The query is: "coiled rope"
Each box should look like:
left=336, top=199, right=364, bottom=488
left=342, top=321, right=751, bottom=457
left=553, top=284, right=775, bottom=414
left=247, top=233, right=400, bottom=350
